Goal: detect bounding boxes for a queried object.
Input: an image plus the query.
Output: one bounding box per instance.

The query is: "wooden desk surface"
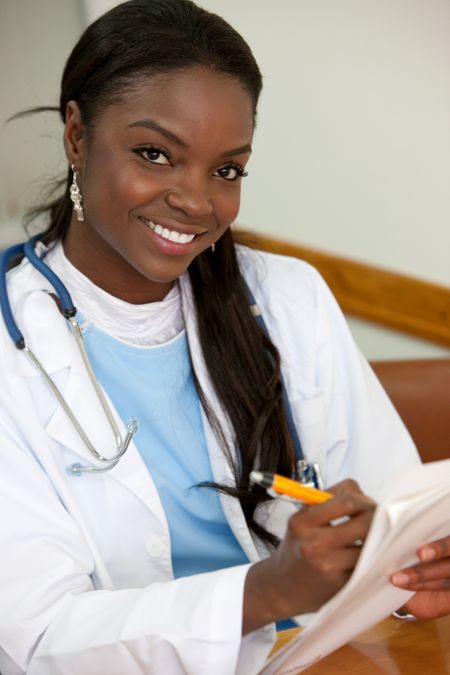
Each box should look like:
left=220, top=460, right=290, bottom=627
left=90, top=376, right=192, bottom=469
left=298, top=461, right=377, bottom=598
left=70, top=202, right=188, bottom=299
left=275, top=614, right=450, bottom=674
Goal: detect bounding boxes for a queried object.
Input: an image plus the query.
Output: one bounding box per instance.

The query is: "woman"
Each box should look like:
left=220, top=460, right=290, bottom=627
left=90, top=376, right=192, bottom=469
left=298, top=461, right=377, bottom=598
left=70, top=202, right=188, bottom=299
left=1, top=1, right=449, bottom=674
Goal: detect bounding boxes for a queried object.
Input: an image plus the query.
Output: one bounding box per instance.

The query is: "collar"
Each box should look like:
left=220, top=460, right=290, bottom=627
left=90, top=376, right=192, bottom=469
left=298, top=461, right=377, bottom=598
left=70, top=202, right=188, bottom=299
left=45, top=241, right=184, bottom=347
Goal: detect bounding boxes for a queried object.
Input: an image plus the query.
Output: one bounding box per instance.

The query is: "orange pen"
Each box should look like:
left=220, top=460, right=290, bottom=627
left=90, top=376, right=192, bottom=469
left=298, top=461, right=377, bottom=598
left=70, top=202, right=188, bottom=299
left=250, top=470, right=333, bottom=505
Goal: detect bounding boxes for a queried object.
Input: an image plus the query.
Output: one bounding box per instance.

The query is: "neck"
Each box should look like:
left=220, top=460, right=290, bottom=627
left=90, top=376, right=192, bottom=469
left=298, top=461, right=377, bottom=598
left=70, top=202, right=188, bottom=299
left=63, top=220, right=173, bottom=303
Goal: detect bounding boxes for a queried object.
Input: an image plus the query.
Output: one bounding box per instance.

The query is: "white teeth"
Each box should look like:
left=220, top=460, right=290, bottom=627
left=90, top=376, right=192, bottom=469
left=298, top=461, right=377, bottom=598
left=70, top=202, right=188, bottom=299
left=145, top=219, right=196, bottom=244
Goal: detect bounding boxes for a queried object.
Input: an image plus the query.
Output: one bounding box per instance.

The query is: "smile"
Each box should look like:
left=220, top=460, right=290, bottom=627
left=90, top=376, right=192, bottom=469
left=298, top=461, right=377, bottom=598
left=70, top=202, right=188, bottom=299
left=141, top=218, right=197, bottom=244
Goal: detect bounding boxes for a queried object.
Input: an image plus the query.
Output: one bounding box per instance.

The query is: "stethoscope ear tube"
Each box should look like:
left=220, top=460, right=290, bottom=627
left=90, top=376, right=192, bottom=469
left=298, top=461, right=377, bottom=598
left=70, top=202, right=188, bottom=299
left=0, top=236, right=77, bottom=349
left=24, top=236, right=76, bottom=317
left=0, top=242, right=26, bottom=349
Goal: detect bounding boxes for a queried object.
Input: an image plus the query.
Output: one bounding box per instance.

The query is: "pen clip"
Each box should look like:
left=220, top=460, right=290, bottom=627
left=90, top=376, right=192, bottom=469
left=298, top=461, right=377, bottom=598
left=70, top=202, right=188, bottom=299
left=296, top=460, right=324, bottom=490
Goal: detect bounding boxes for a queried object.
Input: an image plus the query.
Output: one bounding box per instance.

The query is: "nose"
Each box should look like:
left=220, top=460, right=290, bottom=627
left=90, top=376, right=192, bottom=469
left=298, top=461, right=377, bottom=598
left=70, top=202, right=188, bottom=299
left=165, top=172, right=213, bottom=218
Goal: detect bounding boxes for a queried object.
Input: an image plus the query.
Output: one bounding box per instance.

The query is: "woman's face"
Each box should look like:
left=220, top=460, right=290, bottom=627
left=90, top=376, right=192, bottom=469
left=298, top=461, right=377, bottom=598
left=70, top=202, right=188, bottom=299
left=63, top=67, right=254, bottom=303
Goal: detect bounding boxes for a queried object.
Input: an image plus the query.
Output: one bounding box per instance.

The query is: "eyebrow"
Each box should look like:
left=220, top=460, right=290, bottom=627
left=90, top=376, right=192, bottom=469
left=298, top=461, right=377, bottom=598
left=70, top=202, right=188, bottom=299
left=128, top=119, right=189, bottom=149
left=128, top=118, right=252, bottom=157
left=221, top=143, right=252, bottom=158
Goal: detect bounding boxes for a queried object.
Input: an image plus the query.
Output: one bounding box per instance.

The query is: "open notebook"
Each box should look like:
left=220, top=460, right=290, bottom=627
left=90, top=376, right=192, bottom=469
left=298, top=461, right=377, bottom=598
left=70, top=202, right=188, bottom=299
left=260, top=459, right=450, bottom=675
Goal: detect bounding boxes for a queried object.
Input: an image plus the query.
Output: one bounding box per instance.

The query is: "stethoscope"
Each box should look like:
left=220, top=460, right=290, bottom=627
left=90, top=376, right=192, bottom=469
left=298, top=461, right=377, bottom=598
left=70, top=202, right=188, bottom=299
left=0, top=235, right=323, bottom=488
left=0, top=235, right=138, bottom=476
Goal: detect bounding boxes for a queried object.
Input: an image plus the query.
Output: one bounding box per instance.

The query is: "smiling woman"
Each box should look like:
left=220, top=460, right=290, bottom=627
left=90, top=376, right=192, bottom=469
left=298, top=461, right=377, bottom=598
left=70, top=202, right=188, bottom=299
left=0, top=1, right=449, bottom=675
left=63, top=67, right=253, bottom=301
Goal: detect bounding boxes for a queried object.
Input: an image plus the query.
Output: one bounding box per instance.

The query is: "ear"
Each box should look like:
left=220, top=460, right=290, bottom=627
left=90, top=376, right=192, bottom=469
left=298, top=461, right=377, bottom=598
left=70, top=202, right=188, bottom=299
left=63, top=101, right=86, bottom=169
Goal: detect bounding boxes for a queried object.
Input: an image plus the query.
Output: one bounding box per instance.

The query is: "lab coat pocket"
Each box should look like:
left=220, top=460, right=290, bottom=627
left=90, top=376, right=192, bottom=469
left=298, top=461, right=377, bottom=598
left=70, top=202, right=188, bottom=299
left=290, top=394, right=327, bottom=466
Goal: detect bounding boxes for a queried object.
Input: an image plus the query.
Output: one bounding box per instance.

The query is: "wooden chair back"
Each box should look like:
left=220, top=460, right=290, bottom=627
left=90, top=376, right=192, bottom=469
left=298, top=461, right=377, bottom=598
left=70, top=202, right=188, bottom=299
left=371, top=360, right=450, bottom=463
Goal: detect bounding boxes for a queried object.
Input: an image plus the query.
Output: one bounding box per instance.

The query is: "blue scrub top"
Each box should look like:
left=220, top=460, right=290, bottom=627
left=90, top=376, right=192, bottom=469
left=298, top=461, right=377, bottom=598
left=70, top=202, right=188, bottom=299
left=82, top=324, right=249, bottom=578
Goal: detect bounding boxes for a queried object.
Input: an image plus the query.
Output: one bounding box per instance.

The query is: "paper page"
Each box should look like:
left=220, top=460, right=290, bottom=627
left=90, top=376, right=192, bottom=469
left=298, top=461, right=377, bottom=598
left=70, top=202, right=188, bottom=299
left=260, top=460, right=450, bottom=675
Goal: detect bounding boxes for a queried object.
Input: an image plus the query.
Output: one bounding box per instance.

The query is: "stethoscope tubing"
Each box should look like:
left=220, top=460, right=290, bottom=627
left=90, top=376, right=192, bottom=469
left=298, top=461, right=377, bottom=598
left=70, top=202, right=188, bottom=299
left=24, top=236, right=76, bottom=317
left=0, top=237, right=318, bottom=484
left=0, top=236, right=138, bottom=474
left=0, top=241, right=28, bottom=348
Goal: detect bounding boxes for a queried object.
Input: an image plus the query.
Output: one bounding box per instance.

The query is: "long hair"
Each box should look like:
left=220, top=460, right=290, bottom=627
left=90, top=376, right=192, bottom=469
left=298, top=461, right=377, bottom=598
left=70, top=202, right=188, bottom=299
left=20, top=0, right=296, bottom=546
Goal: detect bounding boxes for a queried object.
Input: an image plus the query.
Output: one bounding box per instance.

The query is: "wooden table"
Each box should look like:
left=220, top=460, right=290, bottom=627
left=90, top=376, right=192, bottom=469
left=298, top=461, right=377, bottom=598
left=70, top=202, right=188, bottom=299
left=274, top=614, right=450, bottom=673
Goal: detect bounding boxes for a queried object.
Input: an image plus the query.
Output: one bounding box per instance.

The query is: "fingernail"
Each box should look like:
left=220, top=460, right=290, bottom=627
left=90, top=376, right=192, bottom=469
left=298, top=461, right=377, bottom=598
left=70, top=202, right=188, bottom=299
left=419, top=546, right=436, bottom=561
left=392, top=572, right=410, bottom=587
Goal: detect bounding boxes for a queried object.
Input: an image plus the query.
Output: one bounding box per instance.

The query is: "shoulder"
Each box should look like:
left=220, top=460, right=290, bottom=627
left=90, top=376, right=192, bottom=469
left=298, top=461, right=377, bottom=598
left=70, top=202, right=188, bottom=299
left=233, top=243, right=352, bottom=372
left=235, top=243, right=323, bottom=315
left=6, top=254, right=43, bottom=298
left=0, top=254, right=57, bottom=367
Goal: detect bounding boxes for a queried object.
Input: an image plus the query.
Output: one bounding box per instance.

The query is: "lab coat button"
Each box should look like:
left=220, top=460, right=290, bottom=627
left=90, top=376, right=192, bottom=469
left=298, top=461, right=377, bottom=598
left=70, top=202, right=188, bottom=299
left=146, top=536, right=164, bottom=557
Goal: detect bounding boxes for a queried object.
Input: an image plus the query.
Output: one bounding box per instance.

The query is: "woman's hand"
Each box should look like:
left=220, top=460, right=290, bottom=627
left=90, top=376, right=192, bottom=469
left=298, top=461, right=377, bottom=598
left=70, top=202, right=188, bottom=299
left=391, top=535, right=450, bottom=619
left=243, top=479, right=376, bottom=634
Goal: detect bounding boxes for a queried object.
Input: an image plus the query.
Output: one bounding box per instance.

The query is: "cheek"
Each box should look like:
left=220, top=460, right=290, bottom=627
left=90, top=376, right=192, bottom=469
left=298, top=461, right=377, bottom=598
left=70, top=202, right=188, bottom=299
left=215, top=188, right=241, bottom=228
left=84, top=148, right=163, bottom=214
left=112, top=167, right=164, bottom=209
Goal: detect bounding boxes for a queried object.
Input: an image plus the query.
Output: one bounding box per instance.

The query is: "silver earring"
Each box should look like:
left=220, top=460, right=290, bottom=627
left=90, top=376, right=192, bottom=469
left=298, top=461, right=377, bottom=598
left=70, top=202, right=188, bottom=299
left=70, top=164, right=84, bottom=221
left=211, top=243, right=216, bottom=253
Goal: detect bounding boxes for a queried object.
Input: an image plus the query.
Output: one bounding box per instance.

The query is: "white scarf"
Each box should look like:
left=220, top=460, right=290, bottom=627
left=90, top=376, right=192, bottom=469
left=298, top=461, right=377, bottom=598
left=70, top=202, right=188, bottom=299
left=44, top=241, right=184, bottom=347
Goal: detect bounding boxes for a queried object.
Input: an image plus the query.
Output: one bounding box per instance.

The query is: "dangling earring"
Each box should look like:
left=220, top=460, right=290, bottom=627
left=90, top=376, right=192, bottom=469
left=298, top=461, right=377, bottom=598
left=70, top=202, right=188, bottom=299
left=211, top=242, right=216, bottom=253
left=70, top=164, right=84, bottom=221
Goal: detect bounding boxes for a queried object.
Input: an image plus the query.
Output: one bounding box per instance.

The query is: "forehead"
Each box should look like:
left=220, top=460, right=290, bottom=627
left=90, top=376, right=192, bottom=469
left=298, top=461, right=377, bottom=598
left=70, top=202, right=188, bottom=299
left=93, top=67, right=254, bottom=148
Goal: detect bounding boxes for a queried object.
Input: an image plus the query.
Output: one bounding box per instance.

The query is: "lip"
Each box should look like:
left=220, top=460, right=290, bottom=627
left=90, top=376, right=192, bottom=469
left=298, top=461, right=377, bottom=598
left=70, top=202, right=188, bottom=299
left=138, top=215, right=207, bottom=257
left=138, top=215, right=209, bottom=236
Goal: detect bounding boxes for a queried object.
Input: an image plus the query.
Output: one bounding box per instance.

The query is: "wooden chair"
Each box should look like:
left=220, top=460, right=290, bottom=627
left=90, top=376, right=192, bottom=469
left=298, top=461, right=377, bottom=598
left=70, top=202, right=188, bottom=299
left=371, top=359, right=450, bottom=463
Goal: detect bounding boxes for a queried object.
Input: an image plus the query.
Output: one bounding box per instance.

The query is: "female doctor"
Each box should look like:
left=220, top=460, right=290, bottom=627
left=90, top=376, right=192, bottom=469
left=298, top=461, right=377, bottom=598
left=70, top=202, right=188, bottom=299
left=1, top=1, right=449, bottom=673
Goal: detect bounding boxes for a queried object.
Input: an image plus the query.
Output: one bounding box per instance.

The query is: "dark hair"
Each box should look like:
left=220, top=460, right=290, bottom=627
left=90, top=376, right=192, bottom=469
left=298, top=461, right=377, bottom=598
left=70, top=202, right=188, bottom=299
left=24, top=0, right=296, bottom=545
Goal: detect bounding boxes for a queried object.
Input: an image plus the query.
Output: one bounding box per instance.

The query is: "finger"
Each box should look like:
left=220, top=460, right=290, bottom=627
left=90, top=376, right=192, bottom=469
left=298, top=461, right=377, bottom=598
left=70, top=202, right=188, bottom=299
left=300, top=545, right=363, bottom=577
left=418, top=535, right=450, bottom=562
left=301, top=491, right=376, bottom=528
left=291, top=511, right=372, bottom=562
left=320, top=546, right=365, bottom=574
left=329, top=479, right=364, bottom=496
left=330, top=509, right=374, bottom=548
left=391, top=559, right=450, bottom=588
left=402, top=579, right=450, bottom=591
left=404, top=590, right=450, bottom=619
left=329, top=479, right=377, bottom=506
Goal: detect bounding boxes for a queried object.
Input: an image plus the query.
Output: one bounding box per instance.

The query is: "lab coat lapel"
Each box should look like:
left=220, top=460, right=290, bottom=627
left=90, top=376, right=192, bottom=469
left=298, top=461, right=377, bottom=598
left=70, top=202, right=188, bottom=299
left=10, top=277, right=169, bottom=527
left=45, top=362, right=169, bottom=526
left=179, top=274, right=262, bottom=562
left=10, top=259, right=262, bottom=540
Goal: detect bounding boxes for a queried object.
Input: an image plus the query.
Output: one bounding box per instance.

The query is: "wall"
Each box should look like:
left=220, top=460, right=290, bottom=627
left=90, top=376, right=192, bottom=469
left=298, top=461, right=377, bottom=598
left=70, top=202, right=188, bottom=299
left=0, top=0, right=83, bottom=243
left=2, top=0, right=449, bottom=359
left=198, top=0, right=450, bottom=359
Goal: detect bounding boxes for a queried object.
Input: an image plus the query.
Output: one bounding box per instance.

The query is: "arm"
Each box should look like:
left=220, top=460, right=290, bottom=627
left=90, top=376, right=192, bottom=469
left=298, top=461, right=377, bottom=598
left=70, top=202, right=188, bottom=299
left=0, top=421, right=265, bottom=675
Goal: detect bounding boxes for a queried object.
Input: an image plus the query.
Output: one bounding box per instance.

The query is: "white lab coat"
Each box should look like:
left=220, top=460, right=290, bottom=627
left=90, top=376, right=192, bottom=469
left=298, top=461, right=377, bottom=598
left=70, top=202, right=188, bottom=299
left=0, top=245, right=420, bottom=675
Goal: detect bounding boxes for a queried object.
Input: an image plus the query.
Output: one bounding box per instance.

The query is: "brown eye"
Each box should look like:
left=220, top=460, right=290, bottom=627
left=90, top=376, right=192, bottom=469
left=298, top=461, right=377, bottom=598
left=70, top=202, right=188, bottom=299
left=136, top=147, right=170, bottom=165
left=214, top=165, right=248, bottom=181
